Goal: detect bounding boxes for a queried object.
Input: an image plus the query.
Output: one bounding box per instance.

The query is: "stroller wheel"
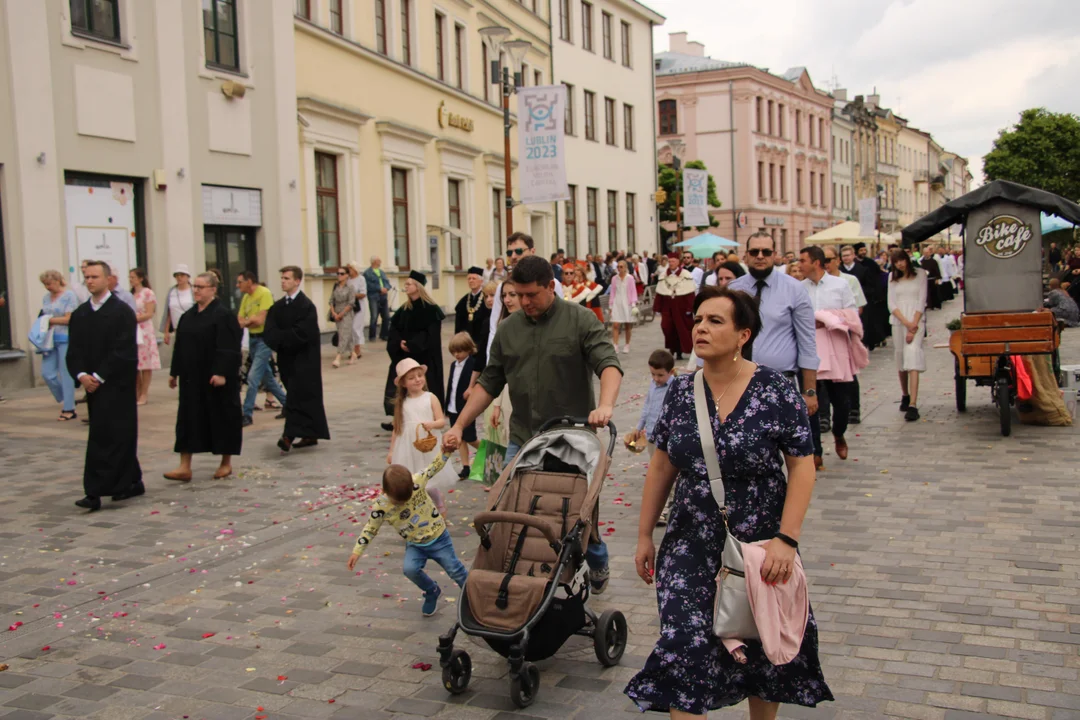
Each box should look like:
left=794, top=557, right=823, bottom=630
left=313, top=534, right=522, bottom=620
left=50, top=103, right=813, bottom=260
left=594, top=609, right=628, bottom=667
left=510, top=662, right=540, bottom=708
left=442, top=649, right=472, bottom=695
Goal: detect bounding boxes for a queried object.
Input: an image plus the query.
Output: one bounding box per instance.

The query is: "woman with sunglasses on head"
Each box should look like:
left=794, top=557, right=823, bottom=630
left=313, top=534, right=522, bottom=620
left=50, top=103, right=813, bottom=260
left=329, top=267, right=357, bottom=369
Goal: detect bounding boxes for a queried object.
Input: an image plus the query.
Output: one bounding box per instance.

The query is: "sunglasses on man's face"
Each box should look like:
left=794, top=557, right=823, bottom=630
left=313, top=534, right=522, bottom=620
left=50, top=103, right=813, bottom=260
left=747, top=248, right=774, bottom=258
left=507, top=247, right=527, bottom=257
left=337, top=271, right=347, bottom=275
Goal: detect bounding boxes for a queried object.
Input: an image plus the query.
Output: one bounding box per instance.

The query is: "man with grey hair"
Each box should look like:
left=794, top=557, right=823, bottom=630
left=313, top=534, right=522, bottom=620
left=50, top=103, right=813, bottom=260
left=364, top=255, right=392, bottom=341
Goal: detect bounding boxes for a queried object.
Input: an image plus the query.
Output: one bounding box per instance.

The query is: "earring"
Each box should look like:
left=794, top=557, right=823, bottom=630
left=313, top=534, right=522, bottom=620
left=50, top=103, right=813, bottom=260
left=734, top=347, right=741, bottom=362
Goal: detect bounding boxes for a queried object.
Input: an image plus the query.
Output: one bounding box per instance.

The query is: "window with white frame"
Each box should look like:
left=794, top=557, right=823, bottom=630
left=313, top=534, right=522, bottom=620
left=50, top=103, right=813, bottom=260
left=70, top=0, right=121, bottom=42
left=448, top=179, right=463, bottom=269
left=203, top=0, right=240, bottom=71
left=392, top=168, right=411, bottom=270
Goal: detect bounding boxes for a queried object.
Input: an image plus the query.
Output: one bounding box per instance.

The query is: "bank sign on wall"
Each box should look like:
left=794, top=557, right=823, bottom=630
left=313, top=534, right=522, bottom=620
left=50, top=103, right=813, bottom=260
left=517, top=85, right=569, bottom=205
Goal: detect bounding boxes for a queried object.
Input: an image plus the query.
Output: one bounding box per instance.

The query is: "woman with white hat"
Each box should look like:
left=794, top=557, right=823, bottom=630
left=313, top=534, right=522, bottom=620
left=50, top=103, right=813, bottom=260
left=160, top=264, right=195, bottom=346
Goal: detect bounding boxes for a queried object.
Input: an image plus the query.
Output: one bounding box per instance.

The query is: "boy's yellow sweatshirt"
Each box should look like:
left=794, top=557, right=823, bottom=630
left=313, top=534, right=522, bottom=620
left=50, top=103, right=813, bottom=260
left=354, top=454, right=449, bottom=551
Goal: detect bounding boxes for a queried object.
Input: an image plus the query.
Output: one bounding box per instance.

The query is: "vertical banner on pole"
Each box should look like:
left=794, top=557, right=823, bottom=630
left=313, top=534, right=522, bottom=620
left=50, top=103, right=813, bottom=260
left=858, top=197, right=877, bottom=238
left=682, top=168, right=709, bottom=227
left=517, top=85, right=570, bottom=204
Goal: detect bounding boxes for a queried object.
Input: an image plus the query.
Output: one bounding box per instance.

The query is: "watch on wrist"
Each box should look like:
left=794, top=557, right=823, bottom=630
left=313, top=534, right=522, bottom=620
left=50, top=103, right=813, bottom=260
left=802, top=388, right=817, bottom=397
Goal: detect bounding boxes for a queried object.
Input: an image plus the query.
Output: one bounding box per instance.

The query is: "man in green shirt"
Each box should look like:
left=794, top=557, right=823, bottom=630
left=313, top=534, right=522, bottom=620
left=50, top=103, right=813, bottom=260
left=443, top=255, right=622, bottom=592
left=237, top=271, right=287, bottom=426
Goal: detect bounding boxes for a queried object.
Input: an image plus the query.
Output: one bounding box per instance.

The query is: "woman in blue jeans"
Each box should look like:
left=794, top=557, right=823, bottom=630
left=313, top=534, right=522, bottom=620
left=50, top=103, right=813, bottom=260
left=38, top=270, right=80, bottom=420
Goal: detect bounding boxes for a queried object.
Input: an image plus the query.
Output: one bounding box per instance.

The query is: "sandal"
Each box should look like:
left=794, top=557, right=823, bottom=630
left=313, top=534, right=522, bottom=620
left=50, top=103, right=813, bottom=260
left=264, top=399, right=280, bottom=410
left=58, top=411, right=77, bottom=421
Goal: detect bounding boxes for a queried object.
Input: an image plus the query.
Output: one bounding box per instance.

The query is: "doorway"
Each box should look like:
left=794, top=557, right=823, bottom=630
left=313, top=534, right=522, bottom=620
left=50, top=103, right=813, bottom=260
left=204, top=226, right=257, bottom=312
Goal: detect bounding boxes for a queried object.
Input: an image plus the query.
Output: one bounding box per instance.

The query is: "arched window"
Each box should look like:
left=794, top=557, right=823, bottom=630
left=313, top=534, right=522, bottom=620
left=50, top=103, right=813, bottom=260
left=658, top=99, right=678, bottom=135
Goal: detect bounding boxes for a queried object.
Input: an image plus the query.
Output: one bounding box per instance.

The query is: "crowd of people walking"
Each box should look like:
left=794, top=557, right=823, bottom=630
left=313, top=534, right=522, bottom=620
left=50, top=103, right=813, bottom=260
left=17, top=226, right=1006, bottom=720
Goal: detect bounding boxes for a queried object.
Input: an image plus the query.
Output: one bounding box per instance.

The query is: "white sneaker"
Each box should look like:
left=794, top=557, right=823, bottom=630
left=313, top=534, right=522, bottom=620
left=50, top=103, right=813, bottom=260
left=622, top=344, right=630, bottom=354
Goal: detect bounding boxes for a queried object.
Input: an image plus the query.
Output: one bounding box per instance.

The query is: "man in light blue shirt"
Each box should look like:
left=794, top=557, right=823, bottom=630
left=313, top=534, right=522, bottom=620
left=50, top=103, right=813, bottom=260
left=730, top=232, right=823, bottom=467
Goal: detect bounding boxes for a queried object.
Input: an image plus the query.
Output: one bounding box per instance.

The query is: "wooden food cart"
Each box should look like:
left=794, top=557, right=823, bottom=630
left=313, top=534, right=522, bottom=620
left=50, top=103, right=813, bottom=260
left=902, top=181, right=1080, bottom=436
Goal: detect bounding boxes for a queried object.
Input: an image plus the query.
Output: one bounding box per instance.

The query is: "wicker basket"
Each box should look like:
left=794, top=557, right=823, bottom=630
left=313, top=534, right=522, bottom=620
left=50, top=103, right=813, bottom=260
left=413, top=425, right=438, bottom=453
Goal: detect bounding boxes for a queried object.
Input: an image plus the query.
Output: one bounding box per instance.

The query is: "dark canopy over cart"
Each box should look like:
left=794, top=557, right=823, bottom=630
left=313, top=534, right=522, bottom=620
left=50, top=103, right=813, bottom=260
left=901, top=180, right=1080, bottom=436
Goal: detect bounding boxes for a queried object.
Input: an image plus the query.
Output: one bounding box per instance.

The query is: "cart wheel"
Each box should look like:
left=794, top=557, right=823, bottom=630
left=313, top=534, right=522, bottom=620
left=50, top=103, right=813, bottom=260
left=955, top=365, right=967, bottom=413
left=594, top=609, right=628, bottom=667
left=442, top=649, right=471, bottom=695
left=996, top=376, right=1011, bottom=437
left=510, top=662, right=540, bottom=709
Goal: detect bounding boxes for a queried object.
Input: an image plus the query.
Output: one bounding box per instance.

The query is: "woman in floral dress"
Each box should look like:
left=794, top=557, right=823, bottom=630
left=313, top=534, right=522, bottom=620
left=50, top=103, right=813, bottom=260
left=130, top=268, right=160, bottom=405
left=626, top=285, right=832, bottom=719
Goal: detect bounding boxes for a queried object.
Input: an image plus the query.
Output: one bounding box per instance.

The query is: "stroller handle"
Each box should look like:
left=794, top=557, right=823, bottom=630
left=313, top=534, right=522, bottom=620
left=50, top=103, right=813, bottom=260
left=537, top=416, right=617, bottom=456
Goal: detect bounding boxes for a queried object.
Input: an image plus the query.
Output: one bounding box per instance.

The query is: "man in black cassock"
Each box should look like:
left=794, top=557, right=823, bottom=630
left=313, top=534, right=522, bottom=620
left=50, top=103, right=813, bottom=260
left=66, top=261, right=144, bottom=511
left=263, top=266, right=330, bottom=453
left=453, top=266, right=489, bottom=372
left=165, top=272, right=243, bottom=482
left=383, top=270, right=446, bottom=424
left=851, top=242, right=890, bottom=351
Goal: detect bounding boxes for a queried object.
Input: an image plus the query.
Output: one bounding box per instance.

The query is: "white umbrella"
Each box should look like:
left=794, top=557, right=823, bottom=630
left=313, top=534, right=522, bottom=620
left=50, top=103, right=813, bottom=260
left=804, top=221, right=881, bottom=246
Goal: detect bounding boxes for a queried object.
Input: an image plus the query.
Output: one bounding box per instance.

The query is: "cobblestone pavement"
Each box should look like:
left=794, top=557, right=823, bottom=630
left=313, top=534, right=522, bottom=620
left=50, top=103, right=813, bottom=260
left=0, top=301, right=1078, bottom=720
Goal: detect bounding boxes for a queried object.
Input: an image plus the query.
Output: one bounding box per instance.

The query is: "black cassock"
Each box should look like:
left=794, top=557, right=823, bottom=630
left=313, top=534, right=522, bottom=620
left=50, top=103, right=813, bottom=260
left=66, top=295, right=142, bottom=498
left=264, top=291, right=330, bottom=441
left=384, top=300, right=445, bottom=416
left=453, top=291, right=490, bottom=372
left=857, top=257, right=890, bottom=350
left=171, top=299, right=243, bottom=456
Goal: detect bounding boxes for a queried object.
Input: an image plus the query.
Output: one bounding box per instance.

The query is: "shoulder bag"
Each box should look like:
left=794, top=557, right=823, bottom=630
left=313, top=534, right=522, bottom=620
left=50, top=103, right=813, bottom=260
left=693, top=370, right=758, bottom=640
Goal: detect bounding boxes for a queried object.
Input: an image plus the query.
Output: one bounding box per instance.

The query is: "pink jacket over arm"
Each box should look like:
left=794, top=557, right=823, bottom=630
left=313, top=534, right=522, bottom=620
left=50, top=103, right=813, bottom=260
left=814, top=308, right=869, bottom=382
left=721, top=542, right=809, bottom=666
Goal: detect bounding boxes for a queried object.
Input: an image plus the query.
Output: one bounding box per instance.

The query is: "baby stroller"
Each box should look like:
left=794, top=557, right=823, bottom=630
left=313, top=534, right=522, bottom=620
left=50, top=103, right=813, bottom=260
left=437, top=417, right=627, bottom=708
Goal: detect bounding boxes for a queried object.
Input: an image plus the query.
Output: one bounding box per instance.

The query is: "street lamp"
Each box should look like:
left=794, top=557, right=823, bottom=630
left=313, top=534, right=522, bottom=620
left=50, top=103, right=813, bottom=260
left=668, top=139, right=686, bottom=248
left=479, top=26, right=532, bottom=236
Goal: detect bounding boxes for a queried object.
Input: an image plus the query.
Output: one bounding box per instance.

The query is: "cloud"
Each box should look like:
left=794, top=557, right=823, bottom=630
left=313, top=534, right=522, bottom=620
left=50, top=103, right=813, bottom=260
left=651, top=0, right=1080, bottom=184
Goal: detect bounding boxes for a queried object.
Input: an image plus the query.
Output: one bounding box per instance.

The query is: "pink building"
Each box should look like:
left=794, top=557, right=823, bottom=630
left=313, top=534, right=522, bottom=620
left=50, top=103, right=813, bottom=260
left=656, top=33, right=834, bottom=254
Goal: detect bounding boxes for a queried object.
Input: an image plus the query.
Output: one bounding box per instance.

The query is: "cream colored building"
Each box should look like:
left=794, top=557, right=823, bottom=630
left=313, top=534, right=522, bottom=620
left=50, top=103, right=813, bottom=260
left=293, top=0, right=553, bottom=313
left=830, top=90, right=855, bottom=224
left=553, top=0, right=663, bottom=259
left=0, top=0, right=300, bottom=390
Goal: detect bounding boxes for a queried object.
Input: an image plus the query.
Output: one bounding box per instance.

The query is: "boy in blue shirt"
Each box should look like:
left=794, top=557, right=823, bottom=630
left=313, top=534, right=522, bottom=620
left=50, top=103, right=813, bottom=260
left=632, top=350, right=675, bottom=523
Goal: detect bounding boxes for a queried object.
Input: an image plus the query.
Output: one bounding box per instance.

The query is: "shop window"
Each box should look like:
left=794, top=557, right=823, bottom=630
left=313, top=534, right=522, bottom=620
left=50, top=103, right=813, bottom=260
left=315, top=152, right=340, bottom=269
left=70, top=0, right=121, bottom=43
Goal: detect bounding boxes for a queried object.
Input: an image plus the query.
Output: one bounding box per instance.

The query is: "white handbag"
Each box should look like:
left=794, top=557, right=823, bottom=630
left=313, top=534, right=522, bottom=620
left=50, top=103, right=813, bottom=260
left=693, top=371, right=759, bottom=640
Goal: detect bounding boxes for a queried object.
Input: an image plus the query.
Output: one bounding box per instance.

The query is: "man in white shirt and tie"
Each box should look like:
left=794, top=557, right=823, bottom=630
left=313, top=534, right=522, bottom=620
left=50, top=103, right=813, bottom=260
left=680, top=250, right=704, bottom=291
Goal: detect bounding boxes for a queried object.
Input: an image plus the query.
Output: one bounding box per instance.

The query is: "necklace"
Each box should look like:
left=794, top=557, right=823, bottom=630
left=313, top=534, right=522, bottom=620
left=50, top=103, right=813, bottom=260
left=465, top=291, right=482, bottom=322
left=711, top=359, right=745, bottom=412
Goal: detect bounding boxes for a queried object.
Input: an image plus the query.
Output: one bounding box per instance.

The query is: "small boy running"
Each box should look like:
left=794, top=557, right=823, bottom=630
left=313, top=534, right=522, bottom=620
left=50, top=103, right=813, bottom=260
left=634, top=349, right=675, bottom=524
left=347, top=453, right=468, bottom=616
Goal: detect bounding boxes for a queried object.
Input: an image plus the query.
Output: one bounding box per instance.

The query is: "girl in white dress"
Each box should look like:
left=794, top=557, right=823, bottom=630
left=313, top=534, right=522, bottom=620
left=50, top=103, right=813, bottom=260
left=607, top=260, right=639, bottom=354
left=887, top=250, right=928, bottom=422
left=388, top=358, right=459, bottom=515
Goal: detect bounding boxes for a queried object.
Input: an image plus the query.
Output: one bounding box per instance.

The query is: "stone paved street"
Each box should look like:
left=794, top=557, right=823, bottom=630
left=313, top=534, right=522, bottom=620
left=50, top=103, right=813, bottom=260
left=0, top=302, right=1078, bottom=720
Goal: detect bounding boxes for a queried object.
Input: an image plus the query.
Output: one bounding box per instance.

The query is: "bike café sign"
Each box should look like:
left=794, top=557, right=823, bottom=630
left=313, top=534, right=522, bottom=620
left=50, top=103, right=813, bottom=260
left=437, top=101, right=474, bottom=132
left=975, top=214, right=1033, bottom=259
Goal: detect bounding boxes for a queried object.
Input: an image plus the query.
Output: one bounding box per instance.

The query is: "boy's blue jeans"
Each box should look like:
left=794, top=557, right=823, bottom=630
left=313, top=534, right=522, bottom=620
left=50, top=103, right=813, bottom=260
left=403, top=530, right=468, bottom=596
left=504, top=441, right=610, bottom=572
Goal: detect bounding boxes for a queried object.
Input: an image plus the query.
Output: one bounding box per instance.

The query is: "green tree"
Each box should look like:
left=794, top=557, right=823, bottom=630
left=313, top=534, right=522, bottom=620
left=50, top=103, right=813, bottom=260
left=658, top=160, right=722, bottom=234
left=983, top=108, right=1080, bottom=201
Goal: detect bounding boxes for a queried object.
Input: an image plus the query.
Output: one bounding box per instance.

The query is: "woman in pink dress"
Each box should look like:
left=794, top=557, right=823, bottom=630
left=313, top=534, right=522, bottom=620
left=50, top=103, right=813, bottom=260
left=129, top=268, right=161, bottom=405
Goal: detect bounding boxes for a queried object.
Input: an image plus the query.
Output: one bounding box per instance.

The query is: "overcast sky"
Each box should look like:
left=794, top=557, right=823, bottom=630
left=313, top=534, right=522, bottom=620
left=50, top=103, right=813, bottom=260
left=649, top=0, right=1080, bottom=185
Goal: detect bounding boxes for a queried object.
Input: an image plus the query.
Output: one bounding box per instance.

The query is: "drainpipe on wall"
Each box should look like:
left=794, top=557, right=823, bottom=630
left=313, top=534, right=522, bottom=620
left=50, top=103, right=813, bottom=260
left=729, top=79, right=737, bottom=248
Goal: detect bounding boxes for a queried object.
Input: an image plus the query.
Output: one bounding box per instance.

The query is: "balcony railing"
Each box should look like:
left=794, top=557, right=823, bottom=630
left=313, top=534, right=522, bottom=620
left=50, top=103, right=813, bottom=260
left=914, top=169, right=929, bottom=182
left=880, top=208, right=898, bottom=222
left=876, top=162, right=899, bottom=178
